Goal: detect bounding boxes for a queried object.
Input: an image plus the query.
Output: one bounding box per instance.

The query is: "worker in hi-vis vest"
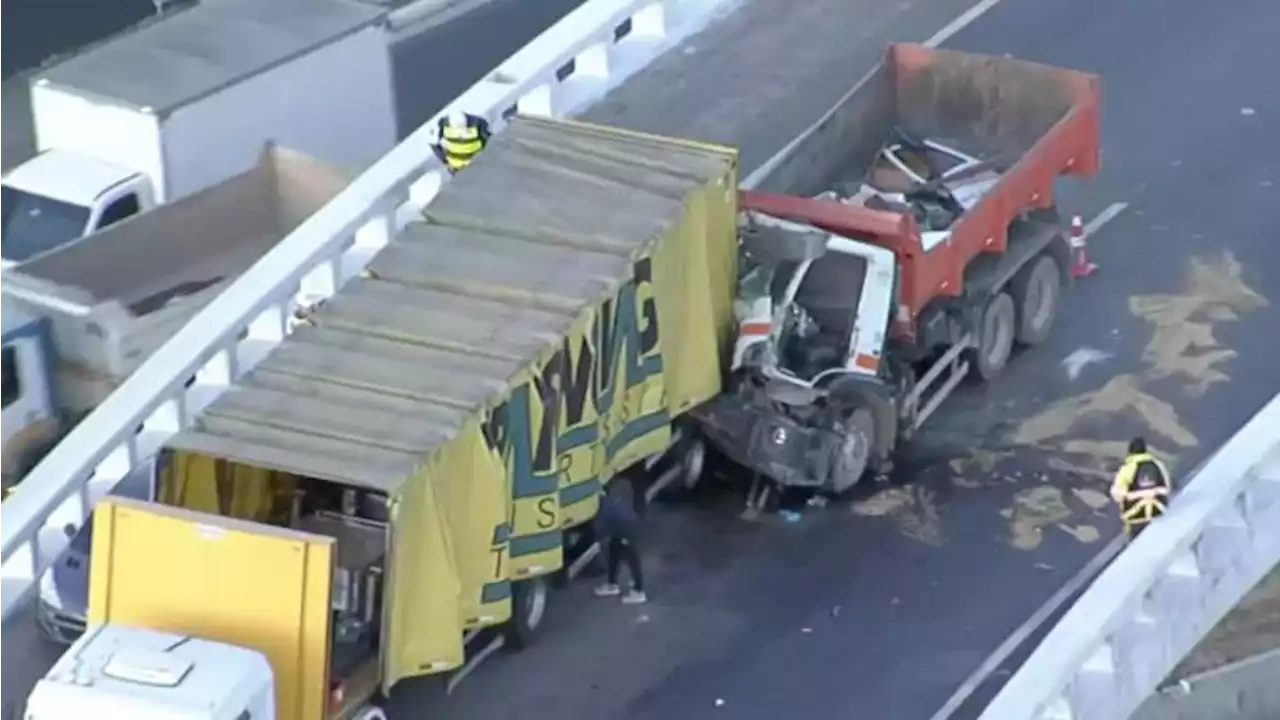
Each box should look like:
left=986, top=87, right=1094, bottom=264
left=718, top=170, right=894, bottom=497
left=1109, top=436, right=1174, bottom=540
left=434, top=109, right=491, bottom=173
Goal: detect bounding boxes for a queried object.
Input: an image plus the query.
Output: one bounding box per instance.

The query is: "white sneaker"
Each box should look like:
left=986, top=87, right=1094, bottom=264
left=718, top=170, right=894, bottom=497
left=594, top=583, right=621, bottom=597
left=622, top=590, right=648, bottom=605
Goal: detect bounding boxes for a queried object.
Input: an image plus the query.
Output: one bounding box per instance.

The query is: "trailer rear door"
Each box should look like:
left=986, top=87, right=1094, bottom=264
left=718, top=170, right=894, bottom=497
left=88, top=496, right=335, bottom=720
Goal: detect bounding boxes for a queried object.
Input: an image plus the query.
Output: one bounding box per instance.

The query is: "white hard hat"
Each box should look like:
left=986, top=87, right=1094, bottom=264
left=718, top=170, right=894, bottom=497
left=446, top=110, right=468, bottom=129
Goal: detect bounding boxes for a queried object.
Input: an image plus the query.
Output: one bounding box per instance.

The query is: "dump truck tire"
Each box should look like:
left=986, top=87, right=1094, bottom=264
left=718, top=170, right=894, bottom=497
left=971, top=291, right=1016, bottom=382
left=505, top=577, right=550, bottom=650
left=1010, top=254, right=1062, bottom=346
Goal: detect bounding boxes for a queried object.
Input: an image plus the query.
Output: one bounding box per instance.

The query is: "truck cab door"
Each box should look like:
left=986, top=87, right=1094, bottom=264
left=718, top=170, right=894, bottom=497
left=2, top=326, right=58, bottom=489
left=823, top=236, right=897, bottom=377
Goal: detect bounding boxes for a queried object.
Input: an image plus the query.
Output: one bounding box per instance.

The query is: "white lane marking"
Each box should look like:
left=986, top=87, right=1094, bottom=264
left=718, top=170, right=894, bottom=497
left=1083, top=201, right=1131, bottom=239
left=925, top=0, right=1010, bottom=48
left=927, top=534, right=1127, bottom=720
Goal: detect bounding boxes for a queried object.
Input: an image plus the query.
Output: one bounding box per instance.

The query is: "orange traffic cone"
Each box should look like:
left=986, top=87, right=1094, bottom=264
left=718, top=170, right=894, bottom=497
left=1068, top=214, right=1097, bottom=278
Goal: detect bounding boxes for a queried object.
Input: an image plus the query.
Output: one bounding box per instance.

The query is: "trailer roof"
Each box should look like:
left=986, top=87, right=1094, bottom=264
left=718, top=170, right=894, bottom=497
left=35, top=0, right=386, bottom=115
left=166, top=117, right=732, bottom=493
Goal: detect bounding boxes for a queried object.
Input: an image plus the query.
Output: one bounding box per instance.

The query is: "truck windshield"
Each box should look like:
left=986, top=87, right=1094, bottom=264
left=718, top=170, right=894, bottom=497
left=738, top=254, right=799, bottom=306
left=1, top=186, right=91, bottom=264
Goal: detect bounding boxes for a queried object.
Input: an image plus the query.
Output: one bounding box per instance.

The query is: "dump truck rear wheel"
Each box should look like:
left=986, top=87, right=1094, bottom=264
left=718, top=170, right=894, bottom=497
left=971, top=291, right=1016, bottom=382
left=1010, top=254, right=1061, bottom=346
left=505, top=577, right=550, bottom=650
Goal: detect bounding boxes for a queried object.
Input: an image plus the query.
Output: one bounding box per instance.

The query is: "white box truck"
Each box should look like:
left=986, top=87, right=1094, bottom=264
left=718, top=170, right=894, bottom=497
left=0, top=0, right=397, bottom=267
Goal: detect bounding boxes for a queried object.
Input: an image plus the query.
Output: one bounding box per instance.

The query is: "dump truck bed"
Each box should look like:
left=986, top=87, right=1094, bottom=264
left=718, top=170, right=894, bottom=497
left=2, top=147, right=353, bottom=395
left=746, top=43, right=1100, bottom=326
left=161, top=116, right=739, bottom=688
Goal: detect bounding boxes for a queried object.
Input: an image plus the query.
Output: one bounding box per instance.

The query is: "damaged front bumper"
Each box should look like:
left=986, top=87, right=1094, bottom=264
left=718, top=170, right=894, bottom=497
left=694, top=389, right=839, bottom=489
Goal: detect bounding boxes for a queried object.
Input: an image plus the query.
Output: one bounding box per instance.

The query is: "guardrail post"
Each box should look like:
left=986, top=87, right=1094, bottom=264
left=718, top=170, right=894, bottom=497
left=518, top=83, right=555, bottom=116
left=576, top=41, right=612, bottom=78
left=632, top=2, right=668, bottom=38
left=408, top=171, right=445, bottom=213
left=341, top=211, right=398, bottom=282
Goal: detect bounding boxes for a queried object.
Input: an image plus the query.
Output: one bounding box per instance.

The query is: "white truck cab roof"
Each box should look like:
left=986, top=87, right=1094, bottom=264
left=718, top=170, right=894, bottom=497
left=3, top=149, right=140, bottom=208
left=26, top=624, right=273, bottom=720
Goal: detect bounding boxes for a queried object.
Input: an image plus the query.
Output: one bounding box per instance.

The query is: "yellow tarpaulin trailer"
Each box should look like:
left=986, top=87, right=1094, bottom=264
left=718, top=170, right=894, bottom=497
left=90, top=116, right=740, bottom=718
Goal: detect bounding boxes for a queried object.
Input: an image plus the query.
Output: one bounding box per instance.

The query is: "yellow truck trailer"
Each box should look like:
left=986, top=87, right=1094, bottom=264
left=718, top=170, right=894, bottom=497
left=25, top=117, right=740, bottom=720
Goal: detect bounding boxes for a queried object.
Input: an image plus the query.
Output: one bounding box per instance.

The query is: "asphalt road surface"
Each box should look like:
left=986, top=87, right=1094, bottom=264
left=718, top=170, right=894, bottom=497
left=4, top=0, right=1279, bottom=719
left=1, top=0, right=587, bottom=169
left=1, top=0, right=159, bottom=77
left=398, top=0, right=1280, bottom=717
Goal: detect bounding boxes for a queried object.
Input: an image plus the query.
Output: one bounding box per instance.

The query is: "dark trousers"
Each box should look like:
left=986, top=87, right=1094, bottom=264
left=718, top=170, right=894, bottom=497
left=606, top=537, right=644, bottom=592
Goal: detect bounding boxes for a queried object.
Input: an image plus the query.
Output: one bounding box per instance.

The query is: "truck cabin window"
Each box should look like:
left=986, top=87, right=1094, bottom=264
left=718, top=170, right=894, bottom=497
left=1, top=186, right=92, bottom=263
left=2, top=345, right=18, bottom=408
left=779, top=253, right=868, bottom=379
left=97, top=193, right=141, bottom=229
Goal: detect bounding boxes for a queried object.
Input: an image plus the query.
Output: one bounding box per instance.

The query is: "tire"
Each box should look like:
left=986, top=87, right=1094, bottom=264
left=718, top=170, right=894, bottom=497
left=1009, top=254, right=1062, bottom=346
left=679, top=437, right=707, bottom=492
left=828, top=407, right=877, bottom=493
left=504, top=577, right=550, bottom=650
left=970, top=291, right=1017, bottom=382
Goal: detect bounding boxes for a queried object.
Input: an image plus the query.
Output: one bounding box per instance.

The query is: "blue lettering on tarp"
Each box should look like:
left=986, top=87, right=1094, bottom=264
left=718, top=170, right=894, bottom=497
left=483, top=384, right=558, bottom=500
left=483, top=256, right=669, bottom=519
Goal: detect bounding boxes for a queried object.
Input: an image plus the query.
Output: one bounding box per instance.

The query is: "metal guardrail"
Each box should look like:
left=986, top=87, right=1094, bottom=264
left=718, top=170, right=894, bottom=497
left=980, top=392, right=1280, bottom=720
left=0, top=0, right=736, bottom=620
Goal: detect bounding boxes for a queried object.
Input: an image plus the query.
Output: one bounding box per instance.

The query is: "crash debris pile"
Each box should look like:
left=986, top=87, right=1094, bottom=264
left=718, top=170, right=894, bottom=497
left=820, top=129, right=1004, bottom=235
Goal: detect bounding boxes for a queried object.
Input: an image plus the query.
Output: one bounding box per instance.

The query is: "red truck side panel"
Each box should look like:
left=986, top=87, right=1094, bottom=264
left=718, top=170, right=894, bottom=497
left=740, top=44, right=1101, bottom=338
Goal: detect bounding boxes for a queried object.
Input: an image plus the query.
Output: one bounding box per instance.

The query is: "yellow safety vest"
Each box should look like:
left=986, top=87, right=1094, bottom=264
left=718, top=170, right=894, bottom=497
left=441, top=123, right=484, bottom=171
left=1110, top=452, right=1171, bottom=527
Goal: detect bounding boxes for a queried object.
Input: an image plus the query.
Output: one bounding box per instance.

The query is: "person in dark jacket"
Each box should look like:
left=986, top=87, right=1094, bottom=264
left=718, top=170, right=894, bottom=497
left=592, top=476, right=647, bottom=604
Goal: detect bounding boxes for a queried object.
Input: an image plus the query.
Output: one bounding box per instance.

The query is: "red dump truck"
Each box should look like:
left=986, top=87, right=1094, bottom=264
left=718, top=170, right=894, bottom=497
left=691, top=43, right=1101, bottom=498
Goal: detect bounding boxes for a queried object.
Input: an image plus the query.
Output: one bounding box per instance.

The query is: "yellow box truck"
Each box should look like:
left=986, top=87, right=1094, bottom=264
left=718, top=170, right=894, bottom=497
left=24, top=116, right=740, bottom=720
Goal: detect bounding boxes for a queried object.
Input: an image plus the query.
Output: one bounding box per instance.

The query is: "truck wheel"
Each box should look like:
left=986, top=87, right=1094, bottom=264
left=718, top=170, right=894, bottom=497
left=1010, top=254, right=1061, bottom=346
left=505, top=577, right=550, bottom=650
left=971, top=292, right=1016, bottom=382
left=829, top=407, right=876, bottom=493
left=679, top=436, right=707, bottom=491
